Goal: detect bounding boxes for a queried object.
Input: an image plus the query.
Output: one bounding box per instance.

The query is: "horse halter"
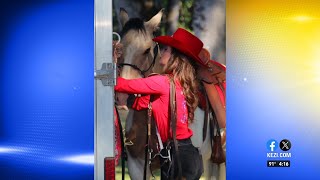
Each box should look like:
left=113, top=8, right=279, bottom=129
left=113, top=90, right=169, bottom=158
left=118, top=42, right=159, bottom=77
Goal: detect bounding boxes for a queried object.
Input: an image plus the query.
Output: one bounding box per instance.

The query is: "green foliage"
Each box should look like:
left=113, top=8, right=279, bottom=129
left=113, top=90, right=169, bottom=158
left=178, top=0, right=195, bottom=32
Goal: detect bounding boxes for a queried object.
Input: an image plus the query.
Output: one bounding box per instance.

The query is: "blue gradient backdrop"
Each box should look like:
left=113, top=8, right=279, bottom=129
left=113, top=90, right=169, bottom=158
left=0, top=0, right=94, bottom=179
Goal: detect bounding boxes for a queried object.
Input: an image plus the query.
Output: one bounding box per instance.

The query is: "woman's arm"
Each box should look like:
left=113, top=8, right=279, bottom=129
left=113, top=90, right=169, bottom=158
left=115, top=75, right=167, bottom=95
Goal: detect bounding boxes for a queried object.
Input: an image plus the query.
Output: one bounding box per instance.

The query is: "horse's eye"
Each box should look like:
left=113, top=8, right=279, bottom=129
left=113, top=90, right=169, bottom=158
left=143, top=48, right=151, bottom=55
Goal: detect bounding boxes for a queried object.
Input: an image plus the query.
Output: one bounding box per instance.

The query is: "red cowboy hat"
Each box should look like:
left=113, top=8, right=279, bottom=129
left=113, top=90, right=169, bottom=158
left=153, top=28, right=206, bottom=66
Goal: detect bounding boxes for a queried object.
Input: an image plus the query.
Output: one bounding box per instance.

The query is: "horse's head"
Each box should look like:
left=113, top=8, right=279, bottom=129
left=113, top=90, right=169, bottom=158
left=116, top=8, right=163, bottom=108
left=118, top=8, right=163, bottom=79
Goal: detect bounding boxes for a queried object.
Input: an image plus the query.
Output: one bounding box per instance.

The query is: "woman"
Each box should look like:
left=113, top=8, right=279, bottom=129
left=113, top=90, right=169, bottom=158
left=115, top=28, right=204, bottom=180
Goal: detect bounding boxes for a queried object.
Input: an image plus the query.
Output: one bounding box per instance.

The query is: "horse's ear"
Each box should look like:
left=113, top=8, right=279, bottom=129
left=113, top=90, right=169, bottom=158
left=145, top=8, right=164, bottom=32
left=119, top=8, right=129, bottom=27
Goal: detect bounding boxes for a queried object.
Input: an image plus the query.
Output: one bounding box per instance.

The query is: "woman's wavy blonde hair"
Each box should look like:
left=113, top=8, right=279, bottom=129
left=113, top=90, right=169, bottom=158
left=164, top=48, right=199, bottom=123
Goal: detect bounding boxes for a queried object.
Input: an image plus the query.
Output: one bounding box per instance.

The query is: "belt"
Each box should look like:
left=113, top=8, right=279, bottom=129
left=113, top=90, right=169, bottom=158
left=164, top=138, right=192, bottom=147
left=177, top=138, right=192, bottom=146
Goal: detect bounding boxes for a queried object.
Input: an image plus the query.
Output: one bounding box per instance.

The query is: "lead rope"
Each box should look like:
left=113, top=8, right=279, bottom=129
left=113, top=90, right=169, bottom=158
left=144, top=95, right=154, bottom=180
left=169, top=78, right=182, bottom=180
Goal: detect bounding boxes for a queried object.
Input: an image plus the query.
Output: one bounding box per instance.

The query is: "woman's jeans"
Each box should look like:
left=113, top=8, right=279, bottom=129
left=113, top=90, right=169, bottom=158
left=160, top=138, right=203, bottom=180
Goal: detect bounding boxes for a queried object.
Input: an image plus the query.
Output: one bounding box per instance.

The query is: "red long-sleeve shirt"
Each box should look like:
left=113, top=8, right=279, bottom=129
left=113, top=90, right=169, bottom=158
left=115, top=75, right=193, bottom=142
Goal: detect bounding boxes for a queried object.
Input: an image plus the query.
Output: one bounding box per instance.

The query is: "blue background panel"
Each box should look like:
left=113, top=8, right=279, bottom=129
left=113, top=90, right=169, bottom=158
left=0, top=1, right=94, bottom=179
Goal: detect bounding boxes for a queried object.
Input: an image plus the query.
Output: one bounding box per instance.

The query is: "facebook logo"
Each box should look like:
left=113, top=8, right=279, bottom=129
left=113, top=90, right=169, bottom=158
left=267, top=139, right=278, bottom=151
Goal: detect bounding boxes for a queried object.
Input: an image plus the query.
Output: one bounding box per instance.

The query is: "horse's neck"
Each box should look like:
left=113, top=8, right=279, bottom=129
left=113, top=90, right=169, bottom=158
left=151, top=56, right=163, bottom=74
left=152, top=66, right=162, bottom=74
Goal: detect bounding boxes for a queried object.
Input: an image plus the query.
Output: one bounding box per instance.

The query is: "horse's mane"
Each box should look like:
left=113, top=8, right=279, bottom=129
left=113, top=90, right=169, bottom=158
left=120, top=18, right=147, bottom=37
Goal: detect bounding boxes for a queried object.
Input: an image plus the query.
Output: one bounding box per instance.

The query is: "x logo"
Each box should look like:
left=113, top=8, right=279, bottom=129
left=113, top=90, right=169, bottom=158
left=280, top=139, right=291, bottom=151
left=282, top=141, right=289, bottom=149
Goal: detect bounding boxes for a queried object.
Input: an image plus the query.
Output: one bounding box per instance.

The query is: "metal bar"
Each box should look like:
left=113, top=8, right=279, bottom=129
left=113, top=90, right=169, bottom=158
left=94, top=0, right=114, bottom=179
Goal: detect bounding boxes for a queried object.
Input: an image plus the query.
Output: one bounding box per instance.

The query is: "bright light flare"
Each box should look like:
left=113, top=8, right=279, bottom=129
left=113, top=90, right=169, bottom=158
left=0, top=146, right=28, bottom=153
left=59, top=154, right=94, bottom=165
left=291, top=15, right=317, bottom=22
